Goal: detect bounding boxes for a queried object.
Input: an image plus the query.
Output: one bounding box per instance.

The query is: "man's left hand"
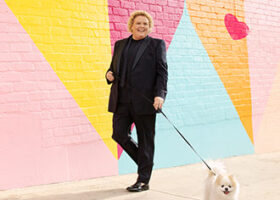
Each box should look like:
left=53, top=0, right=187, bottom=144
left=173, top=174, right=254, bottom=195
left=153, top=97, right=164, bottom=110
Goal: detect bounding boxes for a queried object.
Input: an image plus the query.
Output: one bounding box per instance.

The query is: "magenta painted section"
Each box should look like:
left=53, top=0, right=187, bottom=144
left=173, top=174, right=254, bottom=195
left=117, top=123, right=134, bottom=159
left=117, top=144, right=123, bottom=159
left=224, top=14, right=249, bottom=40
left=0, top=2, right=117, bottom=189
left=108, top=0, right=185, bottom=54
left=245, top=0, right=280, bottom=143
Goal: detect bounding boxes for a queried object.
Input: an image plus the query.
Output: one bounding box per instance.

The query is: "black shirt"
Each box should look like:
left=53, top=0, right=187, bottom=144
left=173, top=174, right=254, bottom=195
left=118, top=36, right=145, bottom=103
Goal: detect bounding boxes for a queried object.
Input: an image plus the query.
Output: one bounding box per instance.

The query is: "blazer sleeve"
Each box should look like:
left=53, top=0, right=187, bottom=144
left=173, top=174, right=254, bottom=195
left=155, top=39, right=168, bottom=99
left=105, top=41, right=118, bottom=85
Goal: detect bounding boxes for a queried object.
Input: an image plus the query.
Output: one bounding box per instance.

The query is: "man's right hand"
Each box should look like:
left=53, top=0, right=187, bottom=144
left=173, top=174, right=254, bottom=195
left=106, top=71, right=115, bottom=82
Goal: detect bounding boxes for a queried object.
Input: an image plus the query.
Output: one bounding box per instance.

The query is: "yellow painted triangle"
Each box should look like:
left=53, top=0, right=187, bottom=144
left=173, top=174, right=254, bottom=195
left=6, top=0, right=117, bottom=158
left=187, top=0, right=253, bottom=143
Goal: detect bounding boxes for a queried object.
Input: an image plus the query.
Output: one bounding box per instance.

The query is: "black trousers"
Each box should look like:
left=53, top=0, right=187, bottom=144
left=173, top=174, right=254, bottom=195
left=112, top=103, right=156, bottom=184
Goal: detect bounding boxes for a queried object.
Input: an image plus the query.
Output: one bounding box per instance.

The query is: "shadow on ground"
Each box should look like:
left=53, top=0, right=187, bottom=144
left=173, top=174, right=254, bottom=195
left=7, top=188, right=131, bottom=200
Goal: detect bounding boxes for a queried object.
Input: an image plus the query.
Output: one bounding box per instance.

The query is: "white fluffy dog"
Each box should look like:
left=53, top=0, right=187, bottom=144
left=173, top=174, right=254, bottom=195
left=203, top=161, right=239, bottom=200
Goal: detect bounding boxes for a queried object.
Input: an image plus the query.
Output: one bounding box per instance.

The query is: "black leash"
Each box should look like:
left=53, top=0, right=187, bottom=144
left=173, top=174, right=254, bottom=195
left=111, top=74, right=213, bottom=172
left=158, top=109, right=213, bottom=172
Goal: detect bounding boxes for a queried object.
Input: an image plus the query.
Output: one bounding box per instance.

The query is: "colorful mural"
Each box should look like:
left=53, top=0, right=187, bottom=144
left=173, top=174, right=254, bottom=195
left=0, top=0, right=279, bottom=190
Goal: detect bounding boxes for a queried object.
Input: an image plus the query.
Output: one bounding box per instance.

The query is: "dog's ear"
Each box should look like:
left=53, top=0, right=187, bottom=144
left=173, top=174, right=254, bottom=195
left=229, top=174, right=238, bottom=186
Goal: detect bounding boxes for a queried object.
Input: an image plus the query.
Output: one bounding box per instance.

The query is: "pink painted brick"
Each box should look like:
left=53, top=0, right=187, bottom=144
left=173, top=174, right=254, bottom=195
left=38, top=82, right=57, bottom=90
left=0, top=83, right=13, bottom=94
left=0, top=53, right=20, bottom=61
left=164, top=20, right=174, bottom=27
left=0, top=63, right=10, bottom=71
left=149, top=11, right=156, bottom=19
left=108, top=0, right=120, bottom=7
left=5, top=92, right=28, bottom=103
left=13, top=82, right=38, bottom=92
left=40, top=111, right=52, bottom=120
left=168, top=13, right=181, bottom=20
left=55, top=135, right=81, bottom=145
left=114, top=23, right=127, bottom=31
left=0, top=72, right=21, bottom=82
left=54, top=127, right=75, bottom=137
left=109, top=15, right=123, bottom=23
left=6, top=24, right=25, bottom=33
left=34, top=62, right=51, bottom=71
left=142, top=0, right=155, bottom=4
left=43, top=137, right=57, bottom=147
left=110, top=31, right=121, bottom=38
left=11, top=43, right=33, bottom=52
left=157, top=27, right=172, bottom=34
left=80, top=133, right=99, bottom=143
left=19, top=102, right=41, bottom=112
left=9, top=62, right=35, bottom=71
left=49, top=90, right=71, bottom=100
left=21, top=72, right=39, bottom=81
left=62, top=100, right=77, bottom=109
left=60, top=117, right=81, bottom=127
left=135, top=3, right=149, bottom=10
left=0, top=13, right=15, bottom=23
left=121, top=1, right=135, bottom=9
left=70, top=108, right=84, bottom=117
left=108, top=7, right=113, bottom=15
left=20, top=53, right=44, bottom=62
left=163, top=6, right=176, bottom=14
left=112, top=8, right=128, bottom=16
left=0, top=103, right=19, bottom=113
left=110, top=15, right=128, bottom=24
left=42, top=119, right=60, bottom=129
left=0, top=43, right=10, bottom=51
left=149, top=5, right=162, bottom=12
left=42, top=129, right=53, bottom=138
left=29, top=91, right=49, bottom=101
left=156, top=0, right=167, bottom=6
left=154, top=19, right=163, bottom=26
left=156, top=12, right=169, bottom=20
left=52, top=109, right=71, bottom=119
left=41, top=101, right=64, bottom=110
left=78, top=124, right=92, bottom=133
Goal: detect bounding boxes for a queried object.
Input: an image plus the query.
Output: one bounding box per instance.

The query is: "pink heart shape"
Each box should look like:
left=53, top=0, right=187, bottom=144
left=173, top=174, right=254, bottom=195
left=224, top=14, right=249, bottom=40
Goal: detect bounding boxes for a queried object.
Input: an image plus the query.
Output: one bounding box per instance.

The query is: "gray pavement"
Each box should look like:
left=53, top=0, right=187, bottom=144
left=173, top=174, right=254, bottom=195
left=0, top=151, right=279, bottom=200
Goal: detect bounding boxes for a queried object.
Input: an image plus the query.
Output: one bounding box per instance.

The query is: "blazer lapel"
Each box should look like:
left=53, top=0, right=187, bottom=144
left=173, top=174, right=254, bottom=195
left=131, top=36, right=152, bottom=71
left=116, top=37, right=130, bottom=74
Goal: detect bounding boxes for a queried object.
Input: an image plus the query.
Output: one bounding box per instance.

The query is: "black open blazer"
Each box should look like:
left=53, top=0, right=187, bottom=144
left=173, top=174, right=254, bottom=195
left=106, top=35, right=168, bottom=115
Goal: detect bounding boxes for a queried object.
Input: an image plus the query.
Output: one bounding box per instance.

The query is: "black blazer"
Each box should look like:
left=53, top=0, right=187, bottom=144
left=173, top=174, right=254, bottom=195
left=106, top=35, right=168, bottom=115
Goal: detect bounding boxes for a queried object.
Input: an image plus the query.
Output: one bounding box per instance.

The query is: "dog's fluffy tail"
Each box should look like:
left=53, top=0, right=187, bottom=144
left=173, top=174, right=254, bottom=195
left=207, top=160, right=226, bottom=176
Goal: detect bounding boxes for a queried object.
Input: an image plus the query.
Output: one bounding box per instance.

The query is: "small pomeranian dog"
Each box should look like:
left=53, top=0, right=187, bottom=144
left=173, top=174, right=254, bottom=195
left=203, top=161, right=239, bottom=200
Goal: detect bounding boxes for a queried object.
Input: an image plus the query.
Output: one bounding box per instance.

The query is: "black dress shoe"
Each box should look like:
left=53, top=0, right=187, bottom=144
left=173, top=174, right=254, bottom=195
left=126, top=182, right=149, bottom=192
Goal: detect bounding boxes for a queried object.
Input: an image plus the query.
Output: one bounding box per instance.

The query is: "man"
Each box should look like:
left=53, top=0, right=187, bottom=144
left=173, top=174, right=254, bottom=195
left=106, top=10, right=168, bottom=192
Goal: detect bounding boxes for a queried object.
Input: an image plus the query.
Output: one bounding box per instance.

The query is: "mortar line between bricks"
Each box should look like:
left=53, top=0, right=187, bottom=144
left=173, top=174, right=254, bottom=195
left=150, top=189, right=201, bottom=200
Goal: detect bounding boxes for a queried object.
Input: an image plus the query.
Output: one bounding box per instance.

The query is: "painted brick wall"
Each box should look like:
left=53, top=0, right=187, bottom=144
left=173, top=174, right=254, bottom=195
left=0, top=0, right=279, bottom=190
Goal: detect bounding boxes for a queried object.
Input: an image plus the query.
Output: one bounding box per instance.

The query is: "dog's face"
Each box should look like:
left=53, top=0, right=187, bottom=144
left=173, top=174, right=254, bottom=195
left=215, top=174, right=238, bottom=196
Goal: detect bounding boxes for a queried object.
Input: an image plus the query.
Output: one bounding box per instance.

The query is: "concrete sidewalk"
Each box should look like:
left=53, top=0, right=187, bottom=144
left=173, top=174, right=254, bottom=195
left=0, top=151, right=279, bottom=200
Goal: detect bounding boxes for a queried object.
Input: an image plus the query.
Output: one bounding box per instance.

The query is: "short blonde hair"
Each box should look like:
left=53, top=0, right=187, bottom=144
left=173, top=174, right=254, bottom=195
left=127, top=10, right=153, bottom=34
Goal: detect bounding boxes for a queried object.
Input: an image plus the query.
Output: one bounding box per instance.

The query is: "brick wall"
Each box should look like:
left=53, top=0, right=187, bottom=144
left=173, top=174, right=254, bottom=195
left=0, top=0, right=279, bottom=190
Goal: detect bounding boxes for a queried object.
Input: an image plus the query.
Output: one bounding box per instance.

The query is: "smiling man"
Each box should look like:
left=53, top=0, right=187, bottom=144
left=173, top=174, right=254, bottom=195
left=106, top=10, right=168, bottom=192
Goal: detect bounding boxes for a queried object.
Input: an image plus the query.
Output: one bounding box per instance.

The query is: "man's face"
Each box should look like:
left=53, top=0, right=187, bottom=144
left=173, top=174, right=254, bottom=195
left=131, top=15, right=150, bottom=40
